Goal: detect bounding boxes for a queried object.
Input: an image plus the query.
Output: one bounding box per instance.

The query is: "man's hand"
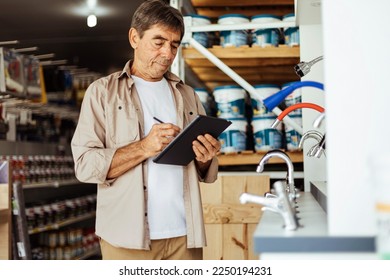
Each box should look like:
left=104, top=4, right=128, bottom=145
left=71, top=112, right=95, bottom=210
left=192, top=134, right=221, bottom=163
left=140, top=123, right=181, bottom=157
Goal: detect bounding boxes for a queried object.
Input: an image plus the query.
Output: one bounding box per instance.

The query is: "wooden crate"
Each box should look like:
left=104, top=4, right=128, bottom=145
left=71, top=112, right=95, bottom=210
left=200, top=174, right=269, bottom=260
left=0, top=183, right=11, bottom=260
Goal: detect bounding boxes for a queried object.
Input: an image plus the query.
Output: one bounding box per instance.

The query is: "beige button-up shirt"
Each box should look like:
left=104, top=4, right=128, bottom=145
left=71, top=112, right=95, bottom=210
left=71, top=61, right=218, bottom=250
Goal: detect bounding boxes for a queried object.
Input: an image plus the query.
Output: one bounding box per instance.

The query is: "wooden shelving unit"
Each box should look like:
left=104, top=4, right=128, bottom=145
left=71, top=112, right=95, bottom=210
left=182, top=1, right=302, bottom=165
left=217, top=150, right=303, bottom=166
left=184, top=0, right=299, bottom=91
left=183, top=46, right=300, bottom=91
left=191, top=0, right=295, bottom=18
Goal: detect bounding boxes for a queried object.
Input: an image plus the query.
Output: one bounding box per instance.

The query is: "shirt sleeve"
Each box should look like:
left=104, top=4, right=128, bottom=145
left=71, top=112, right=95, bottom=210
left=71, top=80, right=117, bottom=185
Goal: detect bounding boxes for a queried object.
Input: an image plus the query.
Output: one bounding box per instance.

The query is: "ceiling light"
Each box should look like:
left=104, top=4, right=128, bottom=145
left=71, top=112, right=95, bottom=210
left=87, top=14, right=97, bottom=27
left=87, top=0, right=97, bottom=8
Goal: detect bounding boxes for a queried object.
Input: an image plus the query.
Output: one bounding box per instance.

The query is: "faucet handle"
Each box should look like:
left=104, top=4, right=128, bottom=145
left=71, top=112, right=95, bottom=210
left=273, top=181, right=299, bottom=231
left=265, top=192, right=278, bottom=199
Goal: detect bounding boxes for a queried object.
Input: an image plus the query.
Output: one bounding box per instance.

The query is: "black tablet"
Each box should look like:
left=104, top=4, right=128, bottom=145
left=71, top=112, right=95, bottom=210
left=153, top=115, right=232, bottom=166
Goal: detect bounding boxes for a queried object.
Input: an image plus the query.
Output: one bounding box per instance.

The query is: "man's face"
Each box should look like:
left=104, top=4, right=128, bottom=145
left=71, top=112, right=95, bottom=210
left=130, top=24, right=181, bottom=81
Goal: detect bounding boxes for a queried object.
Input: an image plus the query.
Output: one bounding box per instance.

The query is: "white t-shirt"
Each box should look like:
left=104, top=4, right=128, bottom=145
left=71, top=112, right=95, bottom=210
left=132, top=75, right=186, bottom=240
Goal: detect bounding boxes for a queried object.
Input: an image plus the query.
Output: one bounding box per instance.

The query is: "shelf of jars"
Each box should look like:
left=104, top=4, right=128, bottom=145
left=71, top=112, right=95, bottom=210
left=23, top=179, right=81, bottom=190
left=30, top=227, right=100, bottom=260
left=28, top=211, right=96, bottom=235
left=74, top=247, right=101, bottom=260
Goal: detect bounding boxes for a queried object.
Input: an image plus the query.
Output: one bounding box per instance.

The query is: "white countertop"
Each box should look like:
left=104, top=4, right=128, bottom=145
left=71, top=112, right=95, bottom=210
left=253, top=189, right=376, bottom=253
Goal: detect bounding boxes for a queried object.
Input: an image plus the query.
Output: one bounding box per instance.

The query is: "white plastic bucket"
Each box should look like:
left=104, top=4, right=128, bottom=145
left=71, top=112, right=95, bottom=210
left=194, top=88, right=211, bottom=115
left=218, top=14, right=250, bottom=47
left=282, top=14, right=300, bottom=46
left=250, top=84, right=280, bottom=117
left=219, top=118, right=247, bottom=153
left=251, top=14, right=281, bottom=47
left=252, top=116, right=283, bottom=151
left=213, top=85, right=246, bottom=118
left=189, top=14, right=211, bottom=48
left=284, top=114, right=302, bottom=151
left=282, top=82, right=302, bottom=116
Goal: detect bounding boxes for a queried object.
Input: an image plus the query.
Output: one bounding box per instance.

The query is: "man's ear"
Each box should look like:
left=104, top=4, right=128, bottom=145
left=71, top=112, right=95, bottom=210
left=129, top=28, right=139, bottom=49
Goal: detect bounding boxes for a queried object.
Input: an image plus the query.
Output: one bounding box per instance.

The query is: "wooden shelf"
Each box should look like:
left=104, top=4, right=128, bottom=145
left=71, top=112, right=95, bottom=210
left=217, top=150, right=303, bottom=166
left=28, top=212, right=96, bottom=235
left=191, top=0, right=294, bottom=18
left=74, top=247, right=101, bottom=260
left=182, top=46, right=300, bottom=91
left=23, top=179, right=82, bottom=190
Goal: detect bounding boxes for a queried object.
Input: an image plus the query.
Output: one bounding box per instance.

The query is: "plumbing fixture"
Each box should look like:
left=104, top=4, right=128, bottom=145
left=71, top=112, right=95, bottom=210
left=270, top=102, right=325, bottom=129
left=263, top=81, right=324, bottom=112
left=311, top=134, right=326, bottom=158
left=257, top=149, right=297, bottom=200
left=298, top=130, right=323, bottom=150
left=294, top=55, right=324, bottom=77
left=313, top=112, right=326, bottom=128
left=240, top=181, right=299, bottom=231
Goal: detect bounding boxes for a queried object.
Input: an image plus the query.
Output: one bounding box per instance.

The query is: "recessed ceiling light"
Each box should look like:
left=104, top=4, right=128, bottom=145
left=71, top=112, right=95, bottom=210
left=87, top=14, right=97, bottom=27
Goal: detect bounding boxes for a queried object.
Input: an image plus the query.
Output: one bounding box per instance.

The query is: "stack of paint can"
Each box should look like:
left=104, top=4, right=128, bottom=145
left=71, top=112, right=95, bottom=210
left=187, top=14, right=212, bottom=48
left=194, top=88, right=213, bottom=116
left=282, top=14, right=300, bottom=46
left=213, top=85, right=248, bottom=153
left=249, top=84, right=283, bottom=152
left=251, top=14, right=281, bottom=47
left=218, top=14, right=250, bottom=47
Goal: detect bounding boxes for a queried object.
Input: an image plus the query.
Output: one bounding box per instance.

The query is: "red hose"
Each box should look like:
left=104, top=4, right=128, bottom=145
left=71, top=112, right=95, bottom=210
left=278, top=102, right=325, bottom=121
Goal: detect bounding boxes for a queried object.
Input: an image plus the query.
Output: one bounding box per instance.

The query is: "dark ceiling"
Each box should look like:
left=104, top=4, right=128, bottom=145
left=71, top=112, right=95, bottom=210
left=0, top=0, right=153, bottom=75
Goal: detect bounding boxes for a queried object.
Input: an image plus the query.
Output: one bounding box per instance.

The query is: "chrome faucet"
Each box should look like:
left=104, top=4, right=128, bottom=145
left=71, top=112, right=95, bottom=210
left=257, top=149, right=297, bottom=200
left=298, top=130, right=323, bottom=149
left=309, top=112, right=327, bottom=158
left=240, top=181, right=299, bottom=231
left=313, top=112, right=326, bottom=128
left=298, top=130, right=325, bottom=157
left=312, top=134, right=326, bottom=158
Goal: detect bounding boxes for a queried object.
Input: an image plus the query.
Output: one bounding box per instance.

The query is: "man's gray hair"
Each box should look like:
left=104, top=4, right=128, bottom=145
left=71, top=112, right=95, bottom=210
left=131, top=0, right=185, bottom=40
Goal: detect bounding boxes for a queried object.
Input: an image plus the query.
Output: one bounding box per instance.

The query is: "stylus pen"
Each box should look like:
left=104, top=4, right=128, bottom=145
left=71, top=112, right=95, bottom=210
left=153, top=117, right=164, bottom=124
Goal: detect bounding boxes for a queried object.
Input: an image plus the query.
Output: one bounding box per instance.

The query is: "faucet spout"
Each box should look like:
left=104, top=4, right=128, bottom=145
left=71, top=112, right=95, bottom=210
left=272, top=103, right=325, bottom=128
left=313, top=112, right=326, bottom=128
left=298, top=130, right=323, bottom=149
left=257, top=150, right=296, bottom=198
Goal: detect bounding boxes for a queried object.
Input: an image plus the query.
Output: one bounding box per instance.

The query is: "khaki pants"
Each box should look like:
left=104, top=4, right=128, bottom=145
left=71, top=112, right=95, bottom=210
left=100, top=236, right=202, bottom=260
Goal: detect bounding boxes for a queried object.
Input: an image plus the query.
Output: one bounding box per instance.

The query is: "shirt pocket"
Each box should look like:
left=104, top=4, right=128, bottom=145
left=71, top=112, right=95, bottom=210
left=183, top=103, right=199, bottom=127
left=107, top=100, right=139, bottom=146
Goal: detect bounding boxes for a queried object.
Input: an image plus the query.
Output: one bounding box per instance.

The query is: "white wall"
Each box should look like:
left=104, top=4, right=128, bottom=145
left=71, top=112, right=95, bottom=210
left=322, top=0, right=390, bottom=235
left=299, top=24, right=326, bottom=191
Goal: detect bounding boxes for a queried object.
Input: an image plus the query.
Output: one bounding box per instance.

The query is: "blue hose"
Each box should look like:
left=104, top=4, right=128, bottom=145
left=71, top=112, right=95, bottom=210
left=263, top=81, right=324, bottom=111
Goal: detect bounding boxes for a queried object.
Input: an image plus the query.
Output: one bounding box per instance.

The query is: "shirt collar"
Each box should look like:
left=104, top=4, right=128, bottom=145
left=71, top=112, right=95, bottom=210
left=117, top=60, right=182, bottom=84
